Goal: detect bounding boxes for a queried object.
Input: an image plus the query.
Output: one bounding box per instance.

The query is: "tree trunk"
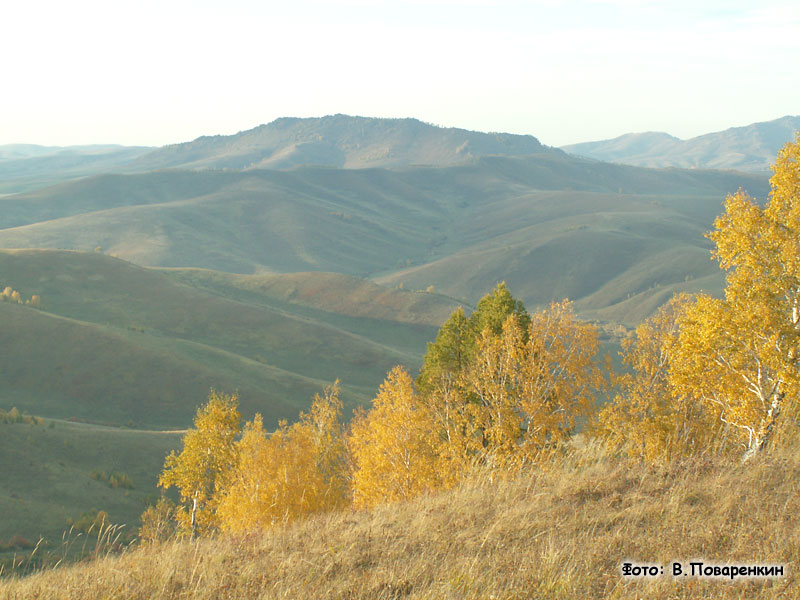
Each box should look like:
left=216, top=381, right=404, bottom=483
left=190, top=495, right=198, bottom=538
left=742, top=392, right=782, bottom=462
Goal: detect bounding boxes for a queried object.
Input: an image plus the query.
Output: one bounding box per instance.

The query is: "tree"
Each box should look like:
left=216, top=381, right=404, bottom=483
left=139, top=498, right=177, bottom=544
left=158, top=390, right=241, bottom=536
left=669, top=135, right=800, bottom=460
left=469, top=281, right=530, bottom=337
left=416, top=306, right=473, bottom=394
left=216, top=383, right=349, bottom=532
left=350, top=366, right=443, bottom=508
left=449, top=301, right=605, bottom=470
left=416, top=282, right=530, bottom=395
left=519, top=300, right=606, bottom=449
left=596, top=296, right=718, bottom=461
left=419, top=300, right=605, bottom=475
left=302, top=381, right=351, bottom=504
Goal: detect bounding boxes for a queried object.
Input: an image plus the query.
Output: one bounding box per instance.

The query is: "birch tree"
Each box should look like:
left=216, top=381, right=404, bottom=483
left=670, top=136, right=800, bottom=460
left=216, top=383, right=349, bottom=532
left=349, top=366, right=443, bottom=508
left=158, top=390, right=241, bottom=536
left=597, top=296, right=718, bottom=461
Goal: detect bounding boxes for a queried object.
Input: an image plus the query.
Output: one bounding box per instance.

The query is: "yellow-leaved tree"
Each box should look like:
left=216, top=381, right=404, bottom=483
left=158, top=390, right=241, bottom=536
left=216, top=383, right=349, bottom=532
left=349, top=366, right=443, bottom=508
left=669, top=135, right=800, bottom=461
left=444, top=300, right=605, bottom=471
left=596, top=296, right=719, bottom=461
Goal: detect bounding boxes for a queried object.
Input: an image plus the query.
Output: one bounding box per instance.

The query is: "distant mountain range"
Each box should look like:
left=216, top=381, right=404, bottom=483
left=0, top=144, right=151, bottom=194
left=562, top=115, right=800, bottom=172
left=3, top=115, right=796, bottom=195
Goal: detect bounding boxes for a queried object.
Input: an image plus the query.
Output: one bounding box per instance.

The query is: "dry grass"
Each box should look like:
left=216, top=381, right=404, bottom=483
left=2, top=443, right=797, bottom=599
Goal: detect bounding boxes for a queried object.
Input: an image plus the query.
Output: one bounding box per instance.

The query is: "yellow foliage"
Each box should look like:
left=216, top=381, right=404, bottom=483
left=350, top=366, right=443, bottom=508
left=669, top=135, right=800, bottom=459
left=596, top=296, right=718, bottom=461
left=217, top=383, right=349, bottom=532
left=158, top=390, right=241, bottom=535
left=429, top=301, right=606, bottom=473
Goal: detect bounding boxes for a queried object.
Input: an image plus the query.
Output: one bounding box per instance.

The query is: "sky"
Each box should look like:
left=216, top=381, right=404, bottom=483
left=1, top=0, right=798, bottom=148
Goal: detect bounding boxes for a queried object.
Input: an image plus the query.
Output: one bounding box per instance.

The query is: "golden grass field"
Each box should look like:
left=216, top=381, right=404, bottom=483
left=2, top=441, right=796, bottom=599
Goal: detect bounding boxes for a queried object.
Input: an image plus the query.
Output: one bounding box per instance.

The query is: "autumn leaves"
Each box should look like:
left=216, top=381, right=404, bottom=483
left=158, top=387, right=349, bottom=535
left=599, top=135, right=800, bottom=462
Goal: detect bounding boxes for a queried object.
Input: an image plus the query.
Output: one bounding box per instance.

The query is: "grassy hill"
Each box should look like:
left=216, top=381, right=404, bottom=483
left=373, top=188, right=736, bottom=324
left=0, top=249, right=462, bottom=552
left=0, top=417, right=181, bottom=549
left=0, top=156, right=768, bottom=322
left=562, top=115, right=800, bottom=172
left=0, top=249, right=457, bottom=428
left=2, top=443, right=796, bottom=598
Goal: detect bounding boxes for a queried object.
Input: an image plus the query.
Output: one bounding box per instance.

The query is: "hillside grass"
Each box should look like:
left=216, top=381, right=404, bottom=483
left=1, top=443, right=796, bottom=599
left=0, top=249, right=457, bottom=428
left=160, top=268, right=455, bottom=355
left=0, top=418, right=181, bottom=550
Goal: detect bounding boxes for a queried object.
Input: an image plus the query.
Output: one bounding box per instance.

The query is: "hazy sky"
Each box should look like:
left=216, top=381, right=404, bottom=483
left=2, top=0, right=798, bottom=147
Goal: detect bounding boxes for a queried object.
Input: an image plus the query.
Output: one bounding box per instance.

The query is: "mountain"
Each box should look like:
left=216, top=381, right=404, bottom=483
left=129, top=114, right=552, bottom=171
left=562, top=115, right=800, bottom=172
left=0, top=144, right=152, bottom=194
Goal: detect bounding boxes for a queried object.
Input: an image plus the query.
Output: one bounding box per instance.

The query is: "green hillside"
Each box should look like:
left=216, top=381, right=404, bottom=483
left=0, top=417, right=181, bottom=548
left=373, top=189, right=736, bottom=323
left=0, top=249, right=459, bottom=551
left=0, top=249, right=457, bottom=428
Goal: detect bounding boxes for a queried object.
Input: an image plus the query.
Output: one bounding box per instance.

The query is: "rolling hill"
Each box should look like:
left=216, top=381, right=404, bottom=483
left=0, top=249, right=458, bottom=429
left=562, top=115, right=800, bottom=172
left=0, top=249, right=459, bottom=549
left=0, top=153, right=768, bottom=324
left=0, top=417, right=182, bottom=547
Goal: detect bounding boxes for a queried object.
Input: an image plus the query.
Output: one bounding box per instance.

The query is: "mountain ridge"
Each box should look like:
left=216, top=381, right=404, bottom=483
left=562, top=115, right=800, bottom=172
